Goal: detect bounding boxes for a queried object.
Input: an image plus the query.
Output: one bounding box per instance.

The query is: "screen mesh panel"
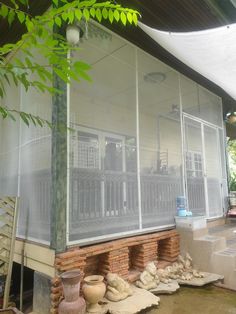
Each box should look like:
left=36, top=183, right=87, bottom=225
left=69, top=26, right=139, bottom=241
left=17, top=85, right=52, bottom=243
left=184, top=118, right=206, bottom=215
left=0, top=84, right=20, bottom=197
left=204, top=125, right=222, bottom=217
left=180, top=75, right=222, bottom=127
left=0, top=70, right=52, bottom=243
left=137, top=49, right=182, bottom=228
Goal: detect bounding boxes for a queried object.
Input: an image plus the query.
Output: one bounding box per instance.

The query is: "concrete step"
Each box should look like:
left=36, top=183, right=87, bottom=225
left=211, top=247, right=236, bottom=290
left=190, top=235, right=227, bottom=272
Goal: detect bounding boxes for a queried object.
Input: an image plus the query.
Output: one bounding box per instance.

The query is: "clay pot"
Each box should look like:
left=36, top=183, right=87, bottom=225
left=58, top=270, right=86, bottom=314
left=82, top=275, right=106, bottom=313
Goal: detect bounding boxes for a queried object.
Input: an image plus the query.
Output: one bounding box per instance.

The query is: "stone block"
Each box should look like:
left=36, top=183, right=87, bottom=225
left=212, top=248, right=236, bottom=290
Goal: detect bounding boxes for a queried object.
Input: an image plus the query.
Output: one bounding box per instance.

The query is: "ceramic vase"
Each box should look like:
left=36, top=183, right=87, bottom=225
left=58, top=270, right=86, bottom=314
left=82, top=275, right=106, bottom=313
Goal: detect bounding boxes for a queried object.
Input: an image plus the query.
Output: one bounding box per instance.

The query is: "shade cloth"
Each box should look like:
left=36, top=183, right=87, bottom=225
left=138, top=22, right=236, bottom=100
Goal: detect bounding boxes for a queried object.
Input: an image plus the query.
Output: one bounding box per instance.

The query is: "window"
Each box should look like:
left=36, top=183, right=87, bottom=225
left=71, top=125, right=136, bottom=173
left=186, top=151, right=203, bottom=177
left=71, top=130, right=99, bottom=169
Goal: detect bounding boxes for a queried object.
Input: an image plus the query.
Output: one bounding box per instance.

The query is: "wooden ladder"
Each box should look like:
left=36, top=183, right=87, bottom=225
left=0, top=197, right=19, bottom=309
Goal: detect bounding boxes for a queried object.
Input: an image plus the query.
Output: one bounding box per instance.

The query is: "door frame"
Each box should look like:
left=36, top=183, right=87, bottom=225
left=182, top=113, right=223, bottom=218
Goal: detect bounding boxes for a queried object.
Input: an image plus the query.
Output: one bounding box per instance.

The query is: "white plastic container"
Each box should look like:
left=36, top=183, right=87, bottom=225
left=175, top=216, right=206, bottom=230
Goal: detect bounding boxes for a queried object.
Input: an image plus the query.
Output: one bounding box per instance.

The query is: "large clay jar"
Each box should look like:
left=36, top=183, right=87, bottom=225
left=82, top=275, right=106, bottom=313
left=58, top=270, right=86, bottom=314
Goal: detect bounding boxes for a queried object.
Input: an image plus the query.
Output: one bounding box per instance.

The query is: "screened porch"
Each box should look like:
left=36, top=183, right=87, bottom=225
left=0, top=22, right=227, bottom=246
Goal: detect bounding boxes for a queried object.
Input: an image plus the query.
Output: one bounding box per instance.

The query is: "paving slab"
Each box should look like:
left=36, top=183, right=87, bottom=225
left=177, top=272, right=224, bottom=286
left=99, top=286, right=160, bottom=314
left=150, top=281, right=180, bottom=295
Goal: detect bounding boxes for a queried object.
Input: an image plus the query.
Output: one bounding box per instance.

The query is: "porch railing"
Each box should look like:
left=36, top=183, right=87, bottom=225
left=187, top=177, right=205, bottom=215
left=1, top=168, right=220, bottom=243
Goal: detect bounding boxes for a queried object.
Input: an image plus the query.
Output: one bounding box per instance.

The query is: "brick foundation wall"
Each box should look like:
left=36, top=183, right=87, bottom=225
left=99, top=248, right=130, bottom=278
left=50, top=229, right=180, bottom=314
left=159, top=234, right=180, bottom=262
left=130, top=241, right=158, bottom=271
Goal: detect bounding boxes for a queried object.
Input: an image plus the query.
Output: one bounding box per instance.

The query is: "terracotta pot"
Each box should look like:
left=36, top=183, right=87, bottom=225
left=59, top=270, right=86, bottom=314
left=82, top=275, right=106, bottom=313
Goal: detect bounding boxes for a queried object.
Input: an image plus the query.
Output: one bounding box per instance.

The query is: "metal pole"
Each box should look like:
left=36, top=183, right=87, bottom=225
left=135, top=48, right=142, bottom=230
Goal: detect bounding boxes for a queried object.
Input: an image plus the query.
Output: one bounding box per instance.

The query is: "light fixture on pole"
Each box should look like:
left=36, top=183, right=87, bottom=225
left=226, top=112, right=236, bottom=124
left=66, top=24, right=81, bottom=46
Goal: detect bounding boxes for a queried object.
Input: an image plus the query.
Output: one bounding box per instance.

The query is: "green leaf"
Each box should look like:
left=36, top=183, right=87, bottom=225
left=83, top=8, right=90, bottom=21
left=133, top=13, right=138, bottom=26
left=120, top=12, right=126, bottom=25
left=8, top=112, right=16, bottom=121
left=114, top=10, right=119, bottom=22
left=61, top=12, right=68, bottom=21
left=8, top=9, right=15, bottom=26
left=18, top=0, right=28, bottom=6
left=17, top=11, right=25, bottom=24
left=108, top=9, right=113, bottom=23
left=25, top=56, right=33, bottom=68
left=3, top=74, right=10, bottom=85
left=0, top=107, right=8, bottom=119
left=54, top=67, right=69, bottom=82
left=78, top=0, right=96, bottom=8
left=29, top=114, right=37, bottom=126
left=77, top=70, right=91, bottom=81
left=25, top=19, right=34, bottom=32
left=10, top=0, right=19, bottom=9
left=52, top=0, right=58, bottom=7
left=11, top=72, right=18, bottom=86
left=20, top=112, right=30, bottom=126
left=102, top=7, right=108, bottom=19
left=68, top=11, right=74, bottom=23
left=74, top=61, right=91, bottom=71
left=127, top=12, right=133, bottom=24
left=75, top=9, right=82, bottom=21
left=55, top=16, right=62, bottom=27
left=90, top=7, right=96, bottom=18
left=96, top=8, right=102, bottom=22
left=0, top=4, right=8, bottom=18
left=35, top=116, right=43, bottom=127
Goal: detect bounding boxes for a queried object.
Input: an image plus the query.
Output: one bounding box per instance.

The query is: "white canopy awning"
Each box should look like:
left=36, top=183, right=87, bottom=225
left=139, top=22, right=236, bottom=100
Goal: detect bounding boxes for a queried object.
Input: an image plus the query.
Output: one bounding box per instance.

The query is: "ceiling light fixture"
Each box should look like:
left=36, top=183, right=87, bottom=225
left=143, top=72, right=166, bottom=84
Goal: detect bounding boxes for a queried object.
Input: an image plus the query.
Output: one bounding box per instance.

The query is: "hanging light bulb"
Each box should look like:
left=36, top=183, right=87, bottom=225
left=66, top=24, right=81, bottom=46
